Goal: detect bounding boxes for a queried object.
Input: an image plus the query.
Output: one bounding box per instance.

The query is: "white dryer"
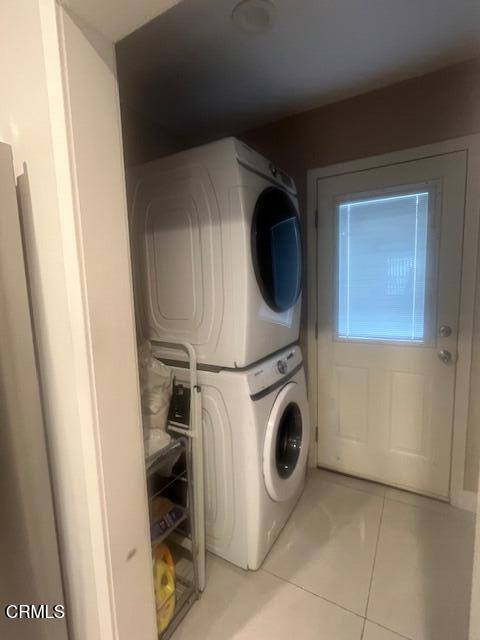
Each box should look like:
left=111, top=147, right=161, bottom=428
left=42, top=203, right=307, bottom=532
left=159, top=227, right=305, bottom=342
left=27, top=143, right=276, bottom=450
left=129, top=138, right=303, bottom=368
left=162, top=345, right=310, bottom=570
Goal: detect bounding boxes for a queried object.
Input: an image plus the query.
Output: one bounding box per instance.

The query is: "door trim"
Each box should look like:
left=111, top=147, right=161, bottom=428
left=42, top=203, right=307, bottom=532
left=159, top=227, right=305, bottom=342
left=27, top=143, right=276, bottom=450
left=307, top=134, right=480, bottom=512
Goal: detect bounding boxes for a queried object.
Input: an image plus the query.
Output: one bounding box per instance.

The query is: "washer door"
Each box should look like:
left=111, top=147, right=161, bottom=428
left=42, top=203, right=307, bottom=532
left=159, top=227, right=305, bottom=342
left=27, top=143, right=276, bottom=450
left=263, top=382, right=309, bottom=502
left=251, top=187, right=302, bottom=312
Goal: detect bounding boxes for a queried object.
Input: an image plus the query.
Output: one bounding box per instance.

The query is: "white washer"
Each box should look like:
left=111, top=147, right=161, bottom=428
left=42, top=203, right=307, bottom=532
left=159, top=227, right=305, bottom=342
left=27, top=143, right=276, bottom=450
left=164, top=344, right=310, bottom=570
left=129, top=137, right=303, bottom=368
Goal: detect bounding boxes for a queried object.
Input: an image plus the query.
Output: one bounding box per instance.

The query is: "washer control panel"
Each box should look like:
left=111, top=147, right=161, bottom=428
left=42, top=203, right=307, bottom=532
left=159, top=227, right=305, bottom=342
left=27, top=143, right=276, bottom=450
left=247, top=345, right=302, bottom=397
left=276, top=358, right=288, bottom=374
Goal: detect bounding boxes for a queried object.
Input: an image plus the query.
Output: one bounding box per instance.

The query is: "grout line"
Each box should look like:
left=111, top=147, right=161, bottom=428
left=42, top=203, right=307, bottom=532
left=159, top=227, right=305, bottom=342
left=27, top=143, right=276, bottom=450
left=383, top=493, right=474, bottom=523
left=259, top=566, right=364, bottom=620
left=365, top=618, right=413, bottom=640
left=319, top=470, right=474, bottom=524
left=315, top=473, right=386, bottom=499
left=316, top=468, right=466, bottom=514
left=364, top=494, right=386, bottom=618
left=316, top=467, right=391, bottom=498
left=316, top=467, right=387, bottom=493
left=360, top=617, right=366, bottom=640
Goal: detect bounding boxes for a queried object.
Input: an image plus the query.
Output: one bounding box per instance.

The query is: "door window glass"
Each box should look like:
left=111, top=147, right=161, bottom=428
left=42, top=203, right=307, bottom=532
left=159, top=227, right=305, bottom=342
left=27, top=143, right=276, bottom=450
left=252, top=188, right=302, bottom=312
left=337, top=192, right=429, bottom=342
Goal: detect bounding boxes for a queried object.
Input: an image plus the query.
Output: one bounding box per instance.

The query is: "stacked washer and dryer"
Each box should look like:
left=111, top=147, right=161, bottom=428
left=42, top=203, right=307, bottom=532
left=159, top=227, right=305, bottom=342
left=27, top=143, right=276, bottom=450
left=129, top=137, right=310, bottom=570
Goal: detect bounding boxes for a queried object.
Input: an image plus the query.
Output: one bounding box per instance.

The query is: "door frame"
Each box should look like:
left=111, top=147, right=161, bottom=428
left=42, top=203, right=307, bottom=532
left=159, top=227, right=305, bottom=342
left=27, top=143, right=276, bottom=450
left=307, top=134, right=480, bottom=512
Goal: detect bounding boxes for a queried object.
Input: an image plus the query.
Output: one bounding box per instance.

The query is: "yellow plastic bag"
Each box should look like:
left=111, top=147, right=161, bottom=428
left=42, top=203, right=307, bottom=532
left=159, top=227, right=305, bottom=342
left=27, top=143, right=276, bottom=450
left=153, top=544, right=176, bottom=632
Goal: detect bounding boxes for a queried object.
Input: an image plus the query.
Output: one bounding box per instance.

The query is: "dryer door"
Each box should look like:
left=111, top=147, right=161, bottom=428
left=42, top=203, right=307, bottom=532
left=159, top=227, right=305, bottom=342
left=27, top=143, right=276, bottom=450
left=263, top=382, right=309, bottom=502
left=251, top=187, right=302, bottom=312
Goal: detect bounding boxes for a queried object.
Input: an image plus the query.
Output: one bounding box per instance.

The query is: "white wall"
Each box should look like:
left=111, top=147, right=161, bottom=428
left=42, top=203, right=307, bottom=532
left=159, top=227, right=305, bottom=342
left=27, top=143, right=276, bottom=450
left=0, top=1, right=157, bottom=638
left=0, top=1, right=104, bottom=637
left=57, top=7, right=157, bottom=638
left=0, top=142, right=67, bottom=640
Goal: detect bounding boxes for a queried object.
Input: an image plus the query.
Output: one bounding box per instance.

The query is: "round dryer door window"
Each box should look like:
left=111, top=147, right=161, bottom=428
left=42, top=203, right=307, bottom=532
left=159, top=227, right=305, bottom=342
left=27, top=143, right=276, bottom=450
left=251, top=187, right=302, bottom=312
left=263, top=382, right=310, bottom=502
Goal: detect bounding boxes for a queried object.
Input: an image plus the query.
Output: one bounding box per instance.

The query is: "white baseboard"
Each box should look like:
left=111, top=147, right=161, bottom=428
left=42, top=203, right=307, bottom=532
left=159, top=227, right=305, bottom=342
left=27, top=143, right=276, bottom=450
left=451, top=490, right=478, bottom=513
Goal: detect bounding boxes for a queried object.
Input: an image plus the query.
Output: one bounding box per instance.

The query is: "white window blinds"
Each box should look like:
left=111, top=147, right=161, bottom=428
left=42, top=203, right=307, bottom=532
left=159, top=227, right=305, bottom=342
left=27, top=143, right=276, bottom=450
left=337, top=192, right=429, bottom=342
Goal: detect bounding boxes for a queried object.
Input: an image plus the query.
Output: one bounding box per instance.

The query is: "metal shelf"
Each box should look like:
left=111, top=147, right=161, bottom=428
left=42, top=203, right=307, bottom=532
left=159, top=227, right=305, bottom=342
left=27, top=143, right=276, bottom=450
left=146, top=438, right=184, bottom=478
left=151, top=508, right=188, bottom=549
left=161, top=576, right=196, bottom=640
left=145, top=340, right=205, bottom=639
left=150, top=469, right=187, bottom=501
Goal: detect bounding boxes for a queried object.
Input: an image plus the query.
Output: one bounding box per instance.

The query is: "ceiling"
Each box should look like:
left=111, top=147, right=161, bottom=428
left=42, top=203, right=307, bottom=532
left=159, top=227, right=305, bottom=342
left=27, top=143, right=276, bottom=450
left=116, top=0, right=480, bottom=144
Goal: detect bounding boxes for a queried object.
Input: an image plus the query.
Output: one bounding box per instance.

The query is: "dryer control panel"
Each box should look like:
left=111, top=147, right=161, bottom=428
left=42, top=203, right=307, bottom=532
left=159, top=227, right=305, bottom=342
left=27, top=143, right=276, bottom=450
left=235, top=139, right=297, bottom=196
left=247, top=345, right=303, bottom=398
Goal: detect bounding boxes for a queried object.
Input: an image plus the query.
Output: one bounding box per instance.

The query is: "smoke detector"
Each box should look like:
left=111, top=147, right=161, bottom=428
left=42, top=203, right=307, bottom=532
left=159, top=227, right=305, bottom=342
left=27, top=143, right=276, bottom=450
left=232, top=0, right=277, bottom=34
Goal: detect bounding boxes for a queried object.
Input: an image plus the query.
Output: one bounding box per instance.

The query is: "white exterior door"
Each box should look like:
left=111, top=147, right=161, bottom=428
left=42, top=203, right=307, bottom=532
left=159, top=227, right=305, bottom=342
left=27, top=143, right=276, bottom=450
left=316, top=151, right=467, bottom=498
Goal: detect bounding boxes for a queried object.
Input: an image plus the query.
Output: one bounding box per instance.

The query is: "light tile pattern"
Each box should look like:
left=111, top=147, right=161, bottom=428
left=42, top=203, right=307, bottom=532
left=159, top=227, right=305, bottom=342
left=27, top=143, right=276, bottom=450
left=174, top=555, right=364, bottom=640
left=174, top=469, right=475, bottom=640
left=314, top=468, right=387, bottom=497
left=363, top=620, right=409, bottom=640
left=384, top=486, right=475, bottom=522
left=368, top=499, right=474, bottom=640
left=263, top=474, right=383, bottom=614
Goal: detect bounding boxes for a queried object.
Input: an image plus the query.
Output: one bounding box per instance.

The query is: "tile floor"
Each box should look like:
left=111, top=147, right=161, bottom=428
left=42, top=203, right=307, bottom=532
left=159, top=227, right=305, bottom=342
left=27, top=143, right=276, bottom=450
left=175, top=469, right=476, bottom=640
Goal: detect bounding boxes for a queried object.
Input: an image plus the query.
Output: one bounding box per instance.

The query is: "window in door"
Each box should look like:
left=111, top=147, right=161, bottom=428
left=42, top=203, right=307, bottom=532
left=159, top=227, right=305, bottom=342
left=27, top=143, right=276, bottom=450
left=336, top=190, right=432, bottom=343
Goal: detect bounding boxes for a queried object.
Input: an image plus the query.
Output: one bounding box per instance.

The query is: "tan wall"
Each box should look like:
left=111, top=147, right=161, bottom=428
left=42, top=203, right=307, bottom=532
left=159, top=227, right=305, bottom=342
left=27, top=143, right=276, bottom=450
left=242, top=57, right=480, bottom=494
left=242, top=58, right=480, bottom=210
left=467, top=242, right=480, bottom=491
left=120, top=103, right=186, bottom=167
left=471, top=488, right=480, bottom=638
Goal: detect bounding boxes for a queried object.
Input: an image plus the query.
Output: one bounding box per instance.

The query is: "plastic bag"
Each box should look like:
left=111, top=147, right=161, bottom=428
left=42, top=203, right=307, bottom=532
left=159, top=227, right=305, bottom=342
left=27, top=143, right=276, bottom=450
left=138, top=341, right=173, bottom=433
left=144, top=428, right=172, bottom=461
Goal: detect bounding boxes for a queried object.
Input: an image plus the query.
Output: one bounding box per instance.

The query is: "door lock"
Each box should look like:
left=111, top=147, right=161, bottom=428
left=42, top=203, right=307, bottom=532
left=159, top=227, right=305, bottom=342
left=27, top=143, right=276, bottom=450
left=437, top=349, right=452, bottom=364
left=439, top=325, right=452, bottom=337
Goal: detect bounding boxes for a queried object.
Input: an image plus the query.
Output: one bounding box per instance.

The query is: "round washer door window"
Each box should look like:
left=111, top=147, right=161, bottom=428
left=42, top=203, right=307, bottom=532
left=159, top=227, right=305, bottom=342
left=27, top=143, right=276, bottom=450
left=276, top=403, right=302, bottom=479
left=251, top=187, right=302, bottom=312
left=263, top=382, right=310, bottom=503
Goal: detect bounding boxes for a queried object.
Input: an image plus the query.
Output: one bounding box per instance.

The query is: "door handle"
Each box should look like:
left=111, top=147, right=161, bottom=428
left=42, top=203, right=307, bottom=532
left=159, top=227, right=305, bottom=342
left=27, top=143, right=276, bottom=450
left=437, top=349, right=452, bottom=364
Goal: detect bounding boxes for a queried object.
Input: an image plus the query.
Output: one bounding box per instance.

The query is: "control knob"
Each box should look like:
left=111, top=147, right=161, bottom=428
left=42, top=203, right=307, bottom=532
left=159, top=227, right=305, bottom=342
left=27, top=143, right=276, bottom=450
left=277, top=358, right=288, bottom=374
